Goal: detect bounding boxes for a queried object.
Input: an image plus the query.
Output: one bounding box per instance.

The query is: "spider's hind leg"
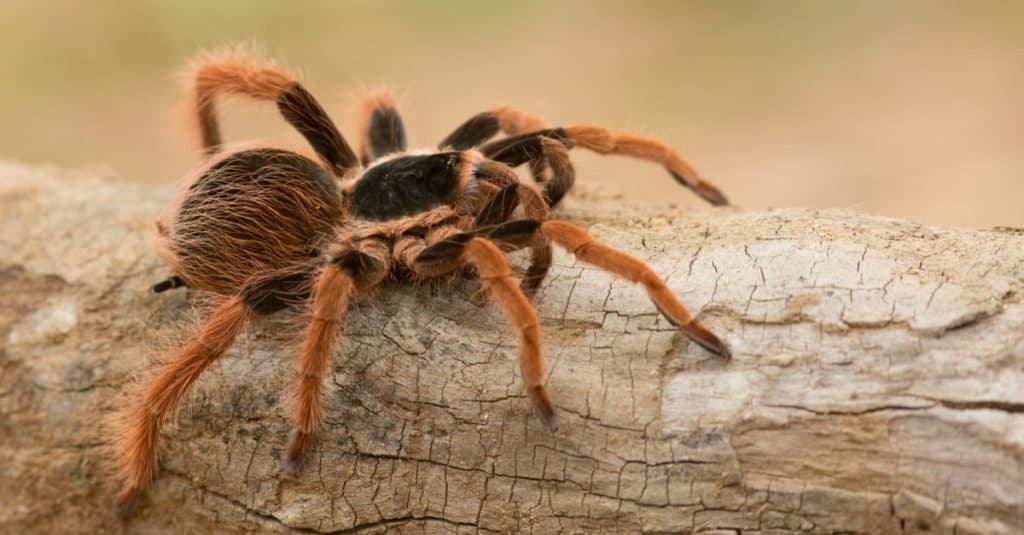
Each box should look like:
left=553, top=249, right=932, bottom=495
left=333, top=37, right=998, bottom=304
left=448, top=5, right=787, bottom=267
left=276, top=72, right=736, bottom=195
left=187, top=51, right=359, bottom=176
left=115, top=297, right=251, bottom=515
left=115, top=263, right=314, bottom=515
left=188, top=52, right=293, bottom=154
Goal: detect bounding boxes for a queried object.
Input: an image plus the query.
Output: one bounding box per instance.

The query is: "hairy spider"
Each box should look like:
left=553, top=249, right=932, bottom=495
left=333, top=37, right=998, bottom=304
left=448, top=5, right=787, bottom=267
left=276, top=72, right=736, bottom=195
left=114, top=51, right=732, bottom=513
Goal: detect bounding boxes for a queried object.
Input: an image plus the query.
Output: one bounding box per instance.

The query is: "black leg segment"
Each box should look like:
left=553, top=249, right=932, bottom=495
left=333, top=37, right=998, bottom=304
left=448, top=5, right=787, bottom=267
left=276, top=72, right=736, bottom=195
left=238, top=264, right=316, bottom=315
left=438, top=112, right=502, bottom=150
left=481, top=129, right=570, bottom=166
left=276, top=82, right=359, bottom=176
left=364, top=106, right=407, bottom=163
left=481, top=132, right=577, bottom=208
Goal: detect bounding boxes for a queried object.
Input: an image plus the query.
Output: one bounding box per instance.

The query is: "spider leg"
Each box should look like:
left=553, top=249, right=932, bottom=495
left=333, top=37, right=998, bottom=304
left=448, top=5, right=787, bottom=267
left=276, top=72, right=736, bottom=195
left=354, top=90, right=407, bottom=165
left=115, top=263, right=315, bottom=515
left=284, top=243, right=389, bottom=473
left=396, top=222, right=467, bottom=278
left=403, top=230, right=555, bottom=426
left=465, top=237, right=555, bottom=426
left=482, top=125, right=729, bottom=207
left=115, top=297, right=251, bottom=514
left=188, top=52, right=359, bottom=176
left=188, top=52, right=293, bottom=154
left=475, top=181, right=521, bottom=226
left=437, top=112, right=500, bottom=151
left=483, top=135, right=576, bottom=208
left=421, top=218, right=730, bottom=358
left=470, top=166, right=554, bottom=294
left=439, top=106, right=549, bottom=183
left=540, top=220, right=730, bottom=358
left=475, top=161, right=552, bottom=220
left=438, top=106, right=546, bottom=150
left=418, top=234, right=556, bottom=426
left=276, top=84, right=360, bottom=177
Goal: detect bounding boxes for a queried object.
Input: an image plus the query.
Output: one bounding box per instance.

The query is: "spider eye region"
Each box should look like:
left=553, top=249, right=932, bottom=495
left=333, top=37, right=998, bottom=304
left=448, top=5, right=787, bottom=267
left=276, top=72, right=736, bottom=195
left=349, top=153, right=463, bottom=220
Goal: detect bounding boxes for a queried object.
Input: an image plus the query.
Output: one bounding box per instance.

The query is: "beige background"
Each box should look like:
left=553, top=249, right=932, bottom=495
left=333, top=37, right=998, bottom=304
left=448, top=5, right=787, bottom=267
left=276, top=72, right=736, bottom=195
left=1, top=1, right=1021, bottom=227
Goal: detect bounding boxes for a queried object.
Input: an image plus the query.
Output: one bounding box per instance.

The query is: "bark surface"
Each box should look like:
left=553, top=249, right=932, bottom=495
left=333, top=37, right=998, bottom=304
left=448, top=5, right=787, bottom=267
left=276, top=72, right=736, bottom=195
left=1, top=161, right=1022, bottom=534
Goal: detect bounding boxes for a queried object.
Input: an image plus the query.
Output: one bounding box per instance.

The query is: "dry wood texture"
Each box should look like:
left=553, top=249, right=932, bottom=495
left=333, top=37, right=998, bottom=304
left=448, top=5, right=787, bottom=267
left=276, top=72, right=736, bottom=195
left=1, top=161, right=1022, bottom=534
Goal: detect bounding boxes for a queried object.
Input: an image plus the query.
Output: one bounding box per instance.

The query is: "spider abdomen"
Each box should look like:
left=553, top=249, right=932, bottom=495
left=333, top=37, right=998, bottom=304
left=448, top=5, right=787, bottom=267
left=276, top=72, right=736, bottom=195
left=168, top=148, right=343, bottom=295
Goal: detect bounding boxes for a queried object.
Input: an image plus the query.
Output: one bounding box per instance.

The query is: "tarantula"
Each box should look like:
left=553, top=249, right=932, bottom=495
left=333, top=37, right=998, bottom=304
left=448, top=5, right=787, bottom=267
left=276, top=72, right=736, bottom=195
left=114, top=52, right=732, bottom=513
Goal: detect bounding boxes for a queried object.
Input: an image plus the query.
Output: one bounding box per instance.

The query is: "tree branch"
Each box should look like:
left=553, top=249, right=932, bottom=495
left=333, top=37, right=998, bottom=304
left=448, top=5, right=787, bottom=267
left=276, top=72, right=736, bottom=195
left=1, top=162, right=1022, bottom=534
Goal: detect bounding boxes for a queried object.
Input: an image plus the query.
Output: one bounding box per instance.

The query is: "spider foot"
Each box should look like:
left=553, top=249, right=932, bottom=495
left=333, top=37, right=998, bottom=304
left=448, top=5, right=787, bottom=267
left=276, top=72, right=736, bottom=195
left=682, top=320, right=732, bottom=360
left=283, top=429, right=314, bottom=476
left=669, top=170, right=729, bottom=206
left=114, top=485, right=141, bottom=518
left=527, top=385, right=559, bottom=430
left=652, top=303, right=731, bottom=359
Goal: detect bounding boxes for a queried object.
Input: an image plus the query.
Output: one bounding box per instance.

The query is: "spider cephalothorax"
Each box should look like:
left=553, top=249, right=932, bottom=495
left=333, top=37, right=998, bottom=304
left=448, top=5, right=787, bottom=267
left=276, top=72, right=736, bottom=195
left=115, top=51, right=733, bottom=513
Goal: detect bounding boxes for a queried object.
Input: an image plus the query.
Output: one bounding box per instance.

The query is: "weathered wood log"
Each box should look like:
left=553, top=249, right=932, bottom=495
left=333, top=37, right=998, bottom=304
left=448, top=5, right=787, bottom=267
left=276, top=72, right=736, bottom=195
left=1, top=161, right=1022, bottom=534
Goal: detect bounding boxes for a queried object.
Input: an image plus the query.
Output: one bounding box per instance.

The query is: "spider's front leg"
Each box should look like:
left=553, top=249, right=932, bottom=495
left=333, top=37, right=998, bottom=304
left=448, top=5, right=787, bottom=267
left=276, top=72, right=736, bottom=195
left=539, top=220, right=731, bottom=358
left=420, top=218, right=731, bottom=361
left=439, top=106, right=549, bottom=183
left=284, top=241, right=390, bottom=473
left=464, top=238, right=556, bottom=425
left=438, top=106, right=546, bottom=151
left=408, top=231, right=557, bottom=427
left=482, top=125, right=729, bottom=207
left=482, top=134, right=577, bottom=210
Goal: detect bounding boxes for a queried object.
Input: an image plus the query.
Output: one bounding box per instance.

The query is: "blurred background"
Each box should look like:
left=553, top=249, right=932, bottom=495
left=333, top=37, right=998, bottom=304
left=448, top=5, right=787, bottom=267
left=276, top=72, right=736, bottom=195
left=0, top=0, right=1020, bottom=227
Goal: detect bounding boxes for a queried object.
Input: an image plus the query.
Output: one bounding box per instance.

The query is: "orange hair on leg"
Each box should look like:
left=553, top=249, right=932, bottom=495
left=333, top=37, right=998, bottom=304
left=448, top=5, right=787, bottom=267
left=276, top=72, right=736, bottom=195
left=115, top=297, right=250, bottom=513
left=464, top=238, right=556, bottom=427
left=285, top=266, right=354, bottom=472
left=186, top=50, right=295, bottom=153
left=541, top=220, right=730, bottom=358
left=489, top=105, right=546, bottom=135
left=563, top=124, right=728, bottom=206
